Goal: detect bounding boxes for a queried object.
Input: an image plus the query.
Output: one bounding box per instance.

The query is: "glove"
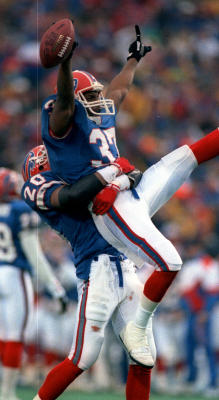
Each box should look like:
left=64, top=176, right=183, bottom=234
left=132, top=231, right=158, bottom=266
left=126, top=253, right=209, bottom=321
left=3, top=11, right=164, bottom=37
left=113, top=157, right=135, bottom=174
left=58, top=294, right=69, bottom=314
left=127, top=169, right=143, bottom=189
left=127, top=25, right=152, bottom=62
left=92, top=183, right=120, bottom=215
left=92, top=173, right=131, bottom=215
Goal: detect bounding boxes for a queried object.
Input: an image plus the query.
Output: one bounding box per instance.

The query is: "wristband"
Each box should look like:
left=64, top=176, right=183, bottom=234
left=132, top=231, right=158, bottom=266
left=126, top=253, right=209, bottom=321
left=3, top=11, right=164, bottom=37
left=97, top=165, right=120, bottom=183
left=111, top=174, right=130, bottom=191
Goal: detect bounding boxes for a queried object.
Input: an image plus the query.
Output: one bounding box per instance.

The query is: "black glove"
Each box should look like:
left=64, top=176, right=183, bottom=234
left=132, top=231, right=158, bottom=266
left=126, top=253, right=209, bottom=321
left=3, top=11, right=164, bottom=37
left=58, top=295, right=69, bottom=314
left=127, top=169, right=143, bottom=189
left=127, top=25, right=152, bottom=62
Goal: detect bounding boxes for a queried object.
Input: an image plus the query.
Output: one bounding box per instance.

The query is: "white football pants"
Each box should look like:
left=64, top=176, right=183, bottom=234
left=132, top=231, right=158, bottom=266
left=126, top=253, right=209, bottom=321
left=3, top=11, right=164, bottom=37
left=68, top=255, right=156, bottom=370
left=92, top=145, right=197, bottom=271
left=0, top=266, right=34, bottom=341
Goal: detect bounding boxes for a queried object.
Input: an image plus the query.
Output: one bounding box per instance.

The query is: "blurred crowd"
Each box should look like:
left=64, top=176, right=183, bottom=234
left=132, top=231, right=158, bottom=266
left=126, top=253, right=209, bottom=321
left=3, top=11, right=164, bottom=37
left=0, top=0, right=218, bottom=396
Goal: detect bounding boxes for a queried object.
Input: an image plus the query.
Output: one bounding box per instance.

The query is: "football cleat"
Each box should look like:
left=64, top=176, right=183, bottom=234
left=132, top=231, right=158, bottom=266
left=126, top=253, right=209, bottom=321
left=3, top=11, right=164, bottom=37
left=22, top=145, right=50, bottom=181
left=120, top=321, right=155, bottom=367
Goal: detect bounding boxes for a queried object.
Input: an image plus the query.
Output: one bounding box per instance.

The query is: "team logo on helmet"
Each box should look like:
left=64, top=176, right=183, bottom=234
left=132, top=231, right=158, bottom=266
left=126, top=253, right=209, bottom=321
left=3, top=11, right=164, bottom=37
left=22, top=151, right=35, bottom=182
left=22, top=145, right=50, bottom=182
left=73, top=78, right=78, bottom=91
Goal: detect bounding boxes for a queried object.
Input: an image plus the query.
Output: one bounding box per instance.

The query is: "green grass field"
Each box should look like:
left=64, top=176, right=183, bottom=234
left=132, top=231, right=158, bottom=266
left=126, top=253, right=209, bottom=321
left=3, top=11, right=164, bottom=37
left=17, top=387, right=213, bottom=400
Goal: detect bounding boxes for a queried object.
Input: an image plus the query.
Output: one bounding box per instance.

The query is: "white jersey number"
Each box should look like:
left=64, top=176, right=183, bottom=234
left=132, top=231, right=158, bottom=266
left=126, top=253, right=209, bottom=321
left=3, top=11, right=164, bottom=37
left=89, top=127, right=119, bottom=167
left=0, top=222, right=17, bottom=262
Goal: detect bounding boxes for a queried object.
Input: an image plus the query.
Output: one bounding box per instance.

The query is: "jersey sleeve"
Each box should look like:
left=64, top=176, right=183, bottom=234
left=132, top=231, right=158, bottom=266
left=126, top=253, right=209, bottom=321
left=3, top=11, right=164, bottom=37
left=21, top=172, right=63, bottom=212
left=41, top=94, right=56, bottom=140
left=73, top=99, right=88, bottom=132
left=41, top=94, right=88, bottom=142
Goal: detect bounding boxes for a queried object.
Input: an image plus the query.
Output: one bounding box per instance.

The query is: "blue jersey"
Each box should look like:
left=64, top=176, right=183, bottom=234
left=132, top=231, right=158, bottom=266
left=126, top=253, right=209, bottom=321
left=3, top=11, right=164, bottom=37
left=22, top=171, right=123, bottom=280
left=0, top=200, right=39, bottom=273
left=42, top=95, right=120, bottom=184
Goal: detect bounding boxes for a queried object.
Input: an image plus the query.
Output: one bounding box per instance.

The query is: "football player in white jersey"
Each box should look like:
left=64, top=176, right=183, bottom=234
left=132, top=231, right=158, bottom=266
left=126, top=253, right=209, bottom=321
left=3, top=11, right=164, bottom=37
left=178, top=250, right=219, bottom=396
left=0, top=168, right=67, bottom=400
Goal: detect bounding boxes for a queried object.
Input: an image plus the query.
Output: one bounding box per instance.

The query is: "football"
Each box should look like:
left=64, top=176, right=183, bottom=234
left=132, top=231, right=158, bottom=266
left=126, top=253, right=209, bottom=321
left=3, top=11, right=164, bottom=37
left=40, top=18, right=75, bottom=68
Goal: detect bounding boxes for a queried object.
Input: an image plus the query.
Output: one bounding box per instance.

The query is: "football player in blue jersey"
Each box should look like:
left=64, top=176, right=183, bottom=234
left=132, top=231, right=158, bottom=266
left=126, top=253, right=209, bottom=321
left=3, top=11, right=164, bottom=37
left=0, top=168, right=68, bottom=400
left=41, top=25, right=151, bottom=185
left=22, top=146, right=155, bottom=400
left=40, top=18, right=219, bottom=370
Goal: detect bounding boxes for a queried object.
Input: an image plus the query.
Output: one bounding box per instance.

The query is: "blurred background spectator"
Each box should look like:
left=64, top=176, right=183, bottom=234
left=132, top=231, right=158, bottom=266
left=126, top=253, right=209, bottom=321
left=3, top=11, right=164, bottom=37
left=0, top=0, right=218, bottom=396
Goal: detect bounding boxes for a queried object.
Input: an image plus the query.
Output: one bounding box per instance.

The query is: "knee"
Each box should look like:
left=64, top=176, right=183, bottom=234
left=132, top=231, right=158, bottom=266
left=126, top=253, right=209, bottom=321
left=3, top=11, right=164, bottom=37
left=74, top=323, right=104, bottom=370
left=167, top=262, right=182, bottom=271
left=86, top=296, right=111, bottom=323
left=165, top=250, right=183, bottom=271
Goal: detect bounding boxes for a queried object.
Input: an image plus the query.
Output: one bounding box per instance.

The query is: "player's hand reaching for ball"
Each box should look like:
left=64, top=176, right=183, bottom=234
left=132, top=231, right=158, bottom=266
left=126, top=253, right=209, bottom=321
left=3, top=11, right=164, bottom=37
left=40, top=18, right=77, bottom=68
left=127, top=25, right=152, bottom=62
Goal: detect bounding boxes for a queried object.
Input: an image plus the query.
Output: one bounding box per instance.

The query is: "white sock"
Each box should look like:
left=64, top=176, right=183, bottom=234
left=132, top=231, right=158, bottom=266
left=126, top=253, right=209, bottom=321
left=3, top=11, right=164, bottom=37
left=134, top=297, right=158, bottom=328
left=0, top=366, right=19, bottom=398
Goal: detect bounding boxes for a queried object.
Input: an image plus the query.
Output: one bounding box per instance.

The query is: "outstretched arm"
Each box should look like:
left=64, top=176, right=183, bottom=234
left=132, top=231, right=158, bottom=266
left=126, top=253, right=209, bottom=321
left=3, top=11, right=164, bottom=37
left=106, top=25, right=151, bottom=110
left=106, top=59, right=138, bottom=111
left=49, top=41, right=78, bottom=138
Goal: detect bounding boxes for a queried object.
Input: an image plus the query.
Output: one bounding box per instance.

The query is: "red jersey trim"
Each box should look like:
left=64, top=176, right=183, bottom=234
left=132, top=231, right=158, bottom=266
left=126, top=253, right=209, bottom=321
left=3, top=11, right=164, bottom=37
left=49, top=124, right=73, bottom=140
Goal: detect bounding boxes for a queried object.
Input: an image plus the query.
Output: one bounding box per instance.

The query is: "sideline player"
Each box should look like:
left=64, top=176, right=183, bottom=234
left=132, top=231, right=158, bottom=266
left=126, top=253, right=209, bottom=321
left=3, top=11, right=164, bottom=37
left=0, top=168, right=67, bottom=400
left=40, top=20, right=219, bottom=366
left=22, top=147, right=155, bottom=400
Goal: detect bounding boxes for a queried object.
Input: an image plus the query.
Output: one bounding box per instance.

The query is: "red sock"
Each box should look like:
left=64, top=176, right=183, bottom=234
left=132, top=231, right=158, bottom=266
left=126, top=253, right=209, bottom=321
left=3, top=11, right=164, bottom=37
left=38, top=357, right=83, bottom=400
left=0, top=340, right=5, bottom=360
left=190, top=128, right=219, bottom=164
left=156, top=357, right=167, bottom=373
left=25, top=343, right=37, bottom=364
left=3, top=341, right=23, bottom=368
left=143, top=271, right=178, bottom=302
left=126, top=365, right=151, bottom=400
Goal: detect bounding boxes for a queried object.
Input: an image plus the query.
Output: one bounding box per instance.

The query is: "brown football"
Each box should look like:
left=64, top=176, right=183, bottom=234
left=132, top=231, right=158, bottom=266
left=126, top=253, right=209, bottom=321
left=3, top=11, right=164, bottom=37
left=40, top=19, right=75, bottom=68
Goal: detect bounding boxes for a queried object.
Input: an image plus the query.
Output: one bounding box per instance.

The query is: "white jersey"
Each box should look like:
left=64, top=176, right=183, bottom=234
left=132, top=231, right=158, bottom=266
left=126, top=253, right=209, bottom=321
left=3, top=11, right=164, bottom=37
left=177, top=255, right=219, bottom=294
